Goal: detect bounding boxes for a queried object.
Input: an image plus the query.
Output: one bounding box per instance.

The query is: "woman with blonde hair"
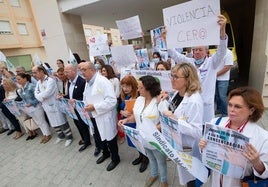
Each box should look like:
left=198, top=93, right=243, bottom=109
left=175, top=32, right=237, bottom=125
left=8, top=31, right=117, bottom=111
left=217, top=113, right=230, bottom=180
left=2, top=78, right=24, bottom=139
left=158, top=63, right=203, bottom=187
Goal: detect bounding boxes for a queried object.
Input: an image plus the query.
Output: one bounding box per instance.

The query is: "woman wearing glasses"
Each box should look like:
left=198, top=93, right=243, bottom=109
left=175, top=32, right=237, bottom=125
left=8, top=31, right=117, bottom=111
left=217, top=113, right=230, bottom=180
left=199, top=87, right=268, bottom=187
left=158, top=63, right=203, bottom=187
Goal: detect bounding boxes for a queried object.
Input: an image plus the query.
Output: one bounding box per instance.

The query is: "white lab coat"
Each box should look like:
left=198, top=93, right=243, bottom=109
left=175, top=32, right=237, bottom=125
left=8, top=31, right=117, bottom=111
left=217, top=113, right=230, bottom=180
left=34, top=76, right=66, bottom=127
left=168, top=38, right=227, bottom=124
left=83, top=73, right=117, bottom=141
left=208, top=117, right=268, bottom=187
left=158, top=91, right=203, bottom=185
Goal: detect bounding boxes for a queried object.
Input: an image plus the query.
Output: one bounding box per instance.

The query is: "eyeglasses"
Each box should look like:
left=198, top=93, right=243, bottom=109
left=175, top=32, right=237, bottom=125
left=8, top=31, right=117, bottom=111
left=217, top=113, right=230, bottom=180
left=170, top=74, right=185, bottom=81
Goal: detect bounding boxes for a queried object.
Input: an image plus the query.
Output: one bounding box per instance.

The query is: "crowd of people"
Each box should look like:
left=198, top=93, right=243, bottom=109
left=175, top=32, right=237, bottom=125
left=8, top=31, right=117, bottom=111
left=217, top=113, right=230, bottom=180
left=0, top=13, right=267, bottom=187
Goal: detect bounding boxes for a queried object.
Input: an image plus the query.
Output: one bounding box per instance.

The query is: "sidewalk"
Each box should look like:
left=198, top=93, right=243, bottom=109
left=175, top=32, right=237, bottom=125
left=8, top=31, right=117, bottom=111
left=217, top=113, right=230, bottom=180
left=0, top=111, right=267, bottom=187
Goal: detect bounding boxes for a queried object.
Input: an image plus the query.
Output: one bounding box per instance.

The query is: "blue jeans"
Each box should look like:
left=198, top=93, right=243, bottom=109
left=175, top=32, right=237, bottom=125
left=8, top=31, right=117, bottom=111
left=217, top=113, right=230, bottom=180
left=145, top=148, right=167, bottom=182
left=215, top=80, right=229, bottom=116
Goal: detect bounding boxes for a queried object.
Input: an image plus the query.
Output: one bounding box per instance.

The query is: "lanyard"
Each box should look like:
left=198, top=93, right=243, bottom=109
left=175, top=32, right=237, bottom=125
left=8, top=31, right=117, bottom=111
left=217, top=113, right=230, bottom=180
left=225, top=119, right=248, bottom=133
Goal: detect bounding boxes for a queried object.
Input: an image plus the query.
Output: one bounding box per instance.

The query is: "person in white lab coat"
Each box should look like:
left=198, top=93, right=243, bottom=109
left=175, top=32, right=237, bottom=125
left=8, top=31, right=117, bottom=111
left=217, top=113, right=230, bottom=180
left=199, top=87, right=268, bottom=187
left=32, top=65, right=73, bottom=147
left=80, top=62, right=120, bottom=172
left=158, top=63, right=203, bottom=187
left=166, top=15, right=228, bottom=124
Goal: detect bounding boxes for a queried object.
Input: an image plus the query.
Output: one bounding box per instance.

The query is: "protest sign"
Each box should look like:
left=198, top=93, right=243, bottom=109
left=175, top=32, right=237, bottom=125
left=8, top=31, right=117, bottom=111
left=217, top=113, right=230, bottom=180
left=163, top=0, right=220, bottom=48
left=202, top=123, right=249, bottom=179
left=159, top=113, right=183, bottom=151
left=140, top=117, right=209, bottom=183
left=57, top=98, right=78, bottom=120
left=135, top=48, right=150, bottom=70
left=150, top=26, right=167, bottom=50
left=116, top=15, right=142, bottom=40
left=110, top=45, right=137, bottom=69
left=75, top=100, right=94, bottom=134
left=89, top=34, right=110, bottom=57
left=3, top=100, right=21, bottom=116
left=122, top=125, right=147, bottom=156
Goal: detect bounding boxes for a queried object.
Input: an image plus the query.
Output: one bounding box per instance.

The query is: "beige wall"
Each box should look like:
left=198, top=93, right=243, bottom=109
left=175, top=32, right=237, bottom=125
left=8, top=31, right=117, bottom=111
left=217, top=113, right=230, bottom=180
left=31, top=0, right=88, bottom=70
left=0, top=0, right=43, bottom=49
left=250, top=0, right=268, bottom=107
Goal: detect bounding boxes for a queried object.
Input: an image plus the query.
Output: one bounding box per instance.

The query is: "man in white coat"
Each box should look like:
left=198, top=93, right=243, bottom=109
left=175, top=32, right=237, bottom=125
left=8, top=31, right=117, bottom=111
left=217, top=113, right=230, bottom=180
left=167, top=14, right=228, bottom=124
left=80, top=61, right=120, bottom=171
left=32, top=65, right=73, bottom=146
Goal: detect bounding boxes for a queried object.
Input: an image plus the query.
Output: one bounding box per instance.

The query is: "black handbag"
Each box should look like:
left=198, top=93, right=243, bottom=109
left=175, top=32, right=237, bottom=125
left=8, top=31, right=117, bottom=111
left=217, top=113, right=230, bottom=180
left=15, top=89, right=23, bottom=102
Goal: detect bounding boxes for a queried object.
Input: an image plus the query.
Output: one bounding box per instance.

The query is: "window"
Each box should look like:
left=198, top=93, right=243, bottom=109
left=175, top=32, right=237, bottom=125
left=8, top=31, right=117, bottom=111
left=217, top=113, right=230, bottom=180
left=7, top=54, right=32, bottom=71
left=0, top=20, right=12, bottom=34
left=17, top=23, right=28, bottom=35
left=9, top=0, right=20, bottom=7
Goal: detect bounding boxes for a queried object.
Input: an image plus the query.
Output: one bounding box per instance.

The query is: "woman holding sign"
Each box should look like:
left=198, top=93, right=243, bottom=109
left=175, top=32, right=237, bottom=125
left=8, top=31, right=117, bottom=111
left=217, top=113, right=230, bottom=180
left=118, top=75, right=168, bottom=187
left=118, top=75, right=149, bottom=173
left=199, top=87, right=268, bottom=187
left=158, top=63, right=203, bottom=187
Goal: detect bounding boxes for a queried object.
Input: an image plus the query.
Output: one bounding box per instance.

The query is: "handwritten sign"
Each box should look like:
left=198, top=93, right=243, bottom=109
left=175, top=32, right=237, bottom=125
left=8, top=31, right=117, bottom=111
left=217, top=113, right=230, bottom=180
left=163, top=0, right=220, bottom=48
left=89, top=34, right=110, bottom=57
left=116, top=15, right=142, bottom=40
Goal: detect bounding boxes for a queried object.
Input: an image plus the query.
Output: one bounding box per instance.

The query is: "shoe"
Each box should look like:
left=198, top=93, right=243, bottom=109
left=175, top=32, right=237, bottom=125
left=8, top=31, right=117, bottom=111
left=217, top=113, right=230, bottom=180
left=78, top=144, right=88, bottom=152
left=106, top=160, right=120, bottom=171
left=96, top=154, right=110, bottom=164
left=0, top=128, right=8, bottom=134
left=65, top=139, right=73, bottom=147
left=13, top=132, right=24, bottom=140
left=144, top=176, right=158, bottom=187
left=161, top=182, right=168, bottom=187
left=42, top=135, right=52, bottom=144
left=78, top=140, right=85, bottom=145
left=31, top=134, right=37, bottom=140
left=132, top=156, right=142, bottom=165
left=54, top=137, right=64, bottom=144
left=7, top=130, right=15, bottom=136
left=94, top=147, right=101, bottom=157
left=139, top=161, right=148, bottom=173
left=26, top=136, right=32, bottom=141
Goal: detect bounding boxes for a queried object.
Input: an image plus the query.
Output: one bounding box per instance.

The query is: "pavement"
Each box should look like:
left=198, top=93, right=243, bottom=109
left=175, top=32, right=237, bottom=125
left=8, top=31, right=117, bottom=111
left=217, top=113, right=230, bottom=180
left=0, top=111, right=267, bottom=187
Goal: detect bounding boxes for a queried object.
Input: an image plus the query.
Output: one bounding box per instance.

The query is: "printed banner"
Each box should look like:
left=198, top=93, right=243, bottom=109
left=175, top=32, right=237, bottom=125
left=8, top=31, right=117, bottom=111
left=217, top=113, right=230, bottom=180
left=122, top=125, right=147, bottom=156
left=130, top=70, right=172, bottom=92
left=163, top=0, right=220, bottom=48
left=202, top=123, right=249, bottom=179
left=57, top=98, right=78, bottom=120
left=141, top=118, right=209, bottom=183
left=89, top=34, right=110, bottom=57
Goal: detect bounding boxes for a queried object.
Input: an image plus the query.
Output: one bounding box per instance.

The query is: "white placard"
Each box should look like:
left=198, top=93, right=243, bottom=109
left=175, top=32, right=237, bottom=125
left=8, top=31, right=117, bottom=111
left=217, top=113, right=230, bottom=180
left=110, top=45, right=137, bottom=69
left=89, top=34, right=110, bottom=56
left=163, top=0, right=220, bottom=48
left=116, top=15, right=142, bottom=40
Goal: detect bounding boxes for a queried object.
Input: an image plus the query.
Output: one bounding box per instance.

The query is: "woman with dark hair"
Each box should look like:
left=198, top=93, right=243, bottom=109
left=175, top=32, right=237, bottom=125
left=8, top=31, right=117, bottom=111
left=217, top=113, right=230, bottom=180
left=16, top=73, right=52, bottom=142
left=118, top=75, right=149, bottom=172
left=199, top=87, right=268, bottom=187
left=101, top=65, right=120, bottom=98
left=155, top=61, right=171, bottom=71
left=119, top=75, right=168, bottom=187
left=152, top=51, right=162, bottom=63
